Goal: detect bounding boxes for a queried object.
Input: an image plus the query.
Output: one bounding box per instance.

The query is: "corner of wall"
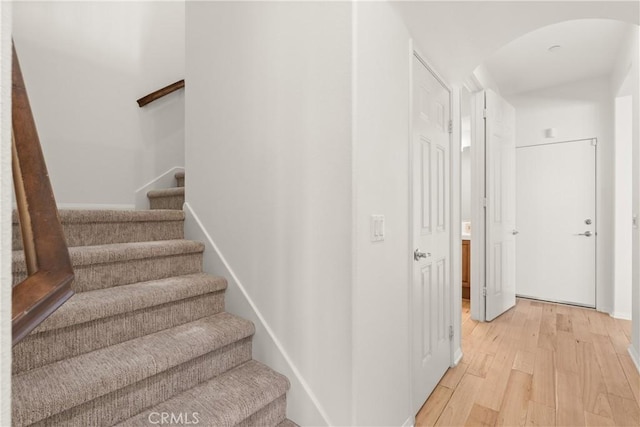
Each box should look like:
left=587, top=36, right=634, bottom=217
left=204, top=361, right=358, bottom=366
left=0, top=1, right=13, bottom=424
left=183, top=202, right=331, bottom=427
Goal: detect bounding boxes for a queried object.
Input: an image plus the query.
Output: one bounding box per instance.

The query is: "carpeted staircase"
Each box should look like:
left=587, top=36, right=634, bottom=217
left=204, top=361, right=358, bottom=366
left=12, top=172, right=296, bottom=427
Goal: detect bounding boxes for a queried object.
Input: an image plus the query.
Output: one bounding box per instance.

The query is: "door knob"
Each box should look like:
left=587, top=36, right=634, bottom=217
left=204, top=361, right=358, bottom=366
left=512, top=230, right=519, bottom=235
left=414, top=249, right=431, bottom=261
left=577, top=231, right=592, bottom=237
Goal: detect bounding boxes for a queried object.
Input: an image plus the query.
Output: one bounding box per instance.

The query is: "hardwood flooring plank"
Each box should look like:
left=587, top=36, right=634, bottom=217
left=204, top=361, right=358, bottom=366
left=616, top=318, right=632, bottom=342
left=576, top=341, right=613, bottom=418
left=513, top=350, right=536, bottom=375
left=617, top=352, right=640, bottom=404
left=464, top=403, right=498, bottom=427
left=468, top=352, right=494, bottom=379
left=496, top=370, right=532, bottom=426
left=436, top=374, right=484, bottom=426
left=416, top=385, right=454, bottom=427
left=556, top=331, right=579, bottom=374
left=608, top=394, right=640, bottom=426
left=525, top=401, right=555, bottom=426
left=591, top=334, right=635, bottom=400
left=556, top=313, right=573, bottom=333
left=556, top=370, right=585, bottom=426
left=519, top=319, right=541, bottom=351
left=538, top=305, right=557, bottom=351
left=475, top=345, right=518, bottom=411
left=440, top=362, right=469, bottom=390
left=531, top=347, right=556, bottom=408
left=586, top=311, right=608, bottom=336
left=584, top=411, right=616, bottom=427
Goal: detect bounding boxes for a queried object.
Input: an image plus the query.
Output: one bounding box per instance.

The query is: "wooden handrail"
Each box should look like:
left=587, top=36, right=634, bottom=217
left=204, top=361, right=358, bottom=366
left=12, top=41, right=75, bottom=345
left=136, top=79, right=184, bottom=107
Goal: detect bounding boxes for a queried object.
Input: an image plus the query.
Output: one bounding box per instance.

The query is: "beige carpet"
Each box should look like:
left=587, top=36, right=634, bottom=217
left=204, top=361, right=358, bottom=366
left=12, top=171, right=296, bottom=427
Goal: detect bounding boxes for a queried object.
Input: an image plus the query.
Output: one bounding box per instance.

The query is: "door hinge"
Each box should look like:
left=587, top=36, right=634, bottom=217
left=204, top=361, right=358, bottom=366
left=448, top=120, right=453, bottom=134
left=482, top=197, right=488, bottom=207
left=482, top=287, right=487, bottom=297
left=483, top=108, right=488, bottom=119
left=449, top=325, right=454, bottom=340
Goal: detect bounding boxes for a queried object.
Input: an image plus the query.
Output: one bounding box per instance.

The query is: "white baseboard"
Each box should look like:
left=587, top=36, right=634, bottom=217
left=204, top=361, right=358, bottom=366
left=57, top=203, right=135, bottom=210
left=629, top=344, right=640, bottom=374
left=452, top=347, right=463, bottom=367
left=183, top=202, right=331, bottom=427
left=611, top=311, right=632, bottom=321
left=134, top=166, right=184, bottom=210
left=402, top=415, right=416, bottom=427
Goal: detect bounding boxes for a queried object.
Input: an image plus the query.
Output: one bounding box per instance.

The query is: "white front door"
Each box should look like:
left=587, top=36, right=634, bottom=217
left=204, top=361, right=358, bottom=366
left=484, top=90, right=517, bottom=321
left=516, top=139, right=597, bottom=307
left=411, top=54, right=451, bottom=412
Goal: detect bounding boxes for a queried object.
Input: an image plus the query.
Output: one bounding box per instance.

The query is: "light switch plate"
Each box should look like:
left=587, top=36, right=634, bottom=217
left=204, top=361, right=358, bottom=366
left=371, top=215, right=385, bottom=242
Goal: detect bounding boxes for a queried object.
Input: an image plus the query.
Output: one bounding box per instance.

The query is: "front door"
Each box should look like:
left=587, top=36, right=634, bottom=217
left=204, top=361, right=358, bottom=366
left=411, top=53, right=451, bottom=412
left=516, top=139, right=596, bottom=307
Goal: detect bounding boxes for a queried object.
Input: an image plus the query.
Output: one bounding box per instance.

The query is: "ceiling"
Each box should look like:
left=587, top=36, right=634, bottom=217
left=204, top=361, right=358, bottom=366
left=392, top=1, right=640, bottom=85
left=483, top=19, right=634, bottom=95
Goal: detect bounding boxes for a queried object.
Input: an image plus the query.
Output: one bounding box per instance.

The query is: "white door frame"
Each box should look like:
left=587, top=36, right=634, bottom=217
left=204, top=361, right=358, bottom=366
left=408, top=42, right=459, bottom=411
left=470, top=91, right=487, bottom=321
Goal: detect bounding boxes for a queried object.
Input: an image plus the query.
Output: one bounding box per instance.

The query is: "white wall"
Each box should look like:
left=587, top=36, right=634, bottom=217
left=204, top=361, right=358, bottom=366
left=352, top=2, right=413, bottom=425
left=12, top=1, right=185, bottom=208
left=0, top=1, right=12, bottom=424
left=612, top=26, right=640, bottom=368
left=185, top=2, right=353, bottom=425
left=614, top=95, right=633, bottom=319
left=507, top=76, right=615, bottom=313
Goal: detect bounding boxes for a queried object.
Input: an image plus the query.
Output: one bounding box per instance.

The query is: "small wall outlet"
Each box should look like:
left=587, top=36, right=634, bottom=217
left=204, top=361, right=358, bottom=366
left=371, top=215, right=385, bottom=242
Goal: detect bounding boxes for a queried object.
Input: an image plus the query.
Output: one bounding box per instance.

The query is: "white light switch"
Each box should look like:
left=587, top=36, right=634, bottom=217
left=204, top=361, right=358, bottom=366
left=371, top=215, right=385, bottom=242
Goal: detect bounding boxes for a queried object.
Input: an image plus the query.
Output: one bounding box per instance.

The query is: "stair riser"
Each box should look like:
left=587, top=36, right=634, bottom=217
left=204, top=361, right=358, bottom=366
left=13, top=221, right=184, bottom=250
left=29, top=338, right=253, bottom=427
left=13, top=253, right=203, bottom=292
left=176, top=177, right=184, bottom=187
left=238, top=395, right=287, bottom=427
left=149, top=196, right=184, bottom=210
left=13, top=292, right=225, bottom=374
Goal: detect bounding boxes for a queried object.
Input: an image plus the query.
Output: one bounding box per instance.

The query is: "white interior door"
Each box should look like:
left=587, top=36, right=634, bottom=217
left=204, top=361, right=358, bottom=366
left=411, top=54, right=451, bottom=412
left=484, top=90, right=517, bottom=321
left=516, top=139, right=596, bottom=307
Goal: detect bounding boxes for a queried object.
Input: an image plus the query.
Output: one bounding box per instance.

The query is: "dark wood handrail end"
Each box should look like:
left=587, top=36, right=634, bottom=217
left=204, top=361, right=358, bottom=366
left=12, top=272, right=74, bottom=345
left=137, top=79, right=185, bottom=107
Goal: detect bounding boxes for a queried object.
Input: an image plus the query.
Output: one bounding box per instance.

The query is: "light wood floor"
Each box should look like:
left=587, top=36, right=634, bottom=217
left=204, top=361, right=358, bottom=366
left=416, top=298, right=640, bottom=426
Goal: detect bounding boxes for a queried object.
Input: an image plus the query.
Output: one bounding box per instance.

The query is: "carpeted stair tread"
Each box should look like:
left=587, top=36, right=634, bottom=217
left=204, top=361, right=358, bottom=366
left=32, top=273, right=227, bottom=334
left=116, top=360, right=290, bottom=427
left=12, top=208, right=185, bottom=224
left=147, top=187, right=185, bottom=198
left=13, top=239, right=204, bottom=274
left=13, top=273, right=229, bottom=374
left=12, top=313, right=255, bottom=426
left=13, top=209, right=185, bottom=250
left=277, top=419, right=300, bottom=427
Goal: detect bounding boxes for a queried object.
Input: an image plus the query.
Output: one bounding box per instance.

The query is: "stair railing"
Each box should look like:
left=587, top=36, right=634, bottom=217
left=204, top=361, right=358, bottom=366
left=136, top=79, right=184, bottom=107
left=11, top=41, right=75, bottom=345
